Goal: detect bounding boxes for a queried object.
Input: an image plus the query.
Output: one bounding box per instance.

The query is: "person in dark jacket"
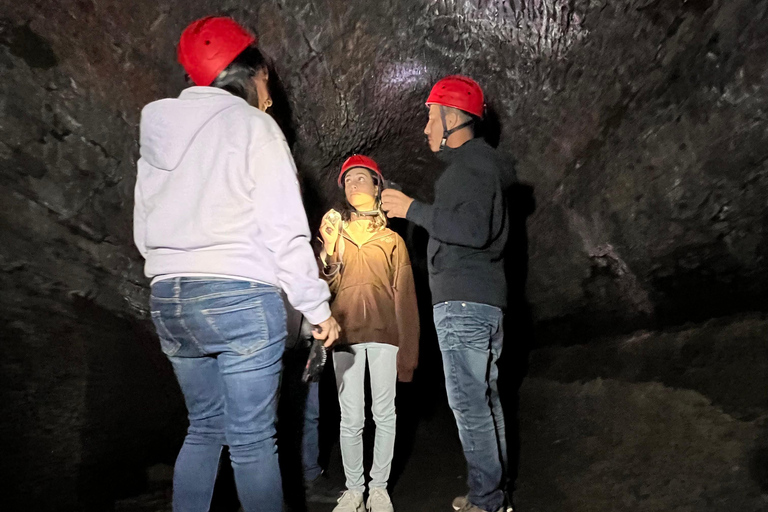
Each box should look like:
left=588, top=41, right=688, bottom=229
left=381, top=75, right=515, bottom=512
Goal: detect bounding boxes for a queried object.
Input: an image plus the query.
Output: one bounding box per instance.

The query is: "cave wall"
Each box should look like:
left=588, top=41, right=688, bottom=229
left=3, top=0, right=767, bottom=346
left=1, top=0, right=767, bottom=509
left=258, top=0, right=768, bottom=337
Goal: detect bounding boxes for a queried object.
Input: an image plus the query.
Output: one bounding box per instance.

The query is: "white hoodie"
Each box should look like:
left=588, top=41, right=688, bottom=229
left=134, top=87, right=331, bottom=324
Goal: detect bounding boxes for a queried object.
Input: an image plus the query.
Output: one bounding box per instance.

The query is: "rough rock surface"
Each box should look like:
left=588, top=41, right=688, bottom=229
left=1, top=0, right=767, bottom=510
left=515, top=315, right=768, bottom=511
left=516, top=377, right=766, bottom=512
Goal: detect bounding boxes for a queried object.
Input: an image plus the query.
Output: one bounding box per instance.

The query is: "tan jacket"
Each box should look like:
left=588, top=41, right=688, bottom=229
left=322, top=227, right=419, bottom=382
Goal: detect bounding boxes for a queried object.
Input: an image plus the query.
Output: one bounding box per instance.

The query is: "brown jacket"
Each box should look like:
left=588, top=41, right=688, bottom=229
left=321, top=227, right=419, bottom=382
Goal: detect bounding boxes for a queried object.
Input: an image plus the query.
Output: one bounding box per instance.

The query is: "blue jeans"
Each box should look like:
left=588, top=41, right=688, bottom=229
left=150, top=278, right=287, bottom=512
left=303, top=380, right=322, bottom=481
left=283, top=301, right=322, bottom=483
left=434, top=301, right=506, bottom=512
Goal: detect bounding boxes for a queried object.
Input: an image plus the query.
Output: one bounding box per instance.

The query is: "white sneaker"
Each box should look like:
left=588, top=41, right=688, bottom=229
left=367, top=487, right=394, bottom=512
left=333, top=490, right=365, bottom=512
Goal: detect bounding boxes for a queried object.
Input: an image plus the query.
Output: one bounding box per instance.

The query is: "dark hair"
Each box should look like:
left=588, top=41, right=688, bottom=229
left=210, top=45, right=267, bottom=106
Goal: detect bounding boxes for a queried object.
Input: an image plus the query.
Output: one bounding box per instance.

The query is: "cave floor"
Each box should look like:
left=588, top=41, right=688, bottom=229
left=115, top=313, right=768, bottom=512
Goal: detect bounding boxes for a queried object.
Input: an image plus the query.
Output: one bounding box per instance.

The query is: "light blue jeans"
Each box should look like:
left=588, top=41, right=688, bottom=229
left=434, top=301, right=506, bottom=512
left=333, top=343, right=399, bottom=492
left=150, top=278, right=287, bottom=512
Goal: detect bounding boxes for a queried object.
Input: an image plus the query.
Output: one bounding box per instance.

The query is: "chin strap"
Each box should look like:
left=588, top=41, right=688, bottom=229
left=351, top=179, right=384, bottom=217
left=439, top=105, right=474, bottom=148
left=352, top=209, right=380, bottom=217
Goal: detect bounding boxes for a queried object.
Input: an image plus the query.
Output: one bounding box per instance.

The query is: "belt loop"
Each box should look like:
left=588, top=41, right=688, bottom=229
left=173, top=277, right=181, bottom=299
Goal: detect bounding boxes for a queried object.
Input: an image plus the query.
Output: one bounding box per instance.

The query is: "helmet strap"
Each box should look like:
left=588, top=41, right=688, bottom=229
left=439, top=106, right=475, bottom=149
left=352, top=209, right=381, bottom=217
left=348, top=180, right=382, bottom=218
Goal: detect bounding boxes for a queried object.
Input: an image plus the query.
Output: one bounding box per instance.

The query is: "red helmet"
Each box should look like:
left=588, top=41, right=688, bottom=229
left=338, top=155, right=383, bottom=187
left=425, top=75, right=484, bottom=118
left=178, top=17, right=257, bottom=86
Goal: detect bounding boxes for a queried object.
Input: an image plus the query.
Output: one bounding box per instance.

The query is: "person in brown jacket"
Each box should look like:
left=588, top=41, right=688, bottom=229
left=319, top=155, right=419, bottom=512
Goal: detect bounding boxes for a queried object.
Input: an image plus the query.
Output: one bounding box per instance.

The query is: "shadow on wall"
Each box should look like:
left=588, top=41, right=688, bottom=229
left=480, top=101, right=539, bottom=491
left=500, top=180, right=536, bottom=489
left=0, top=288, right=186, bottom=511
left=266, top=61, right=333, bottom=236
left=267, top=61, right=297, bottom=151
left=73, top=295, right=186, bottom=511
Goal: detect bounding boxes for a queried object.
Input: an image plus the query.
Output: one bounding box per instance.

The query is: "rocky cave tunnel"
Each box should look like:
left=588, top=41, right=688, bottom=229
left=1, top=0, right=767, bottom=511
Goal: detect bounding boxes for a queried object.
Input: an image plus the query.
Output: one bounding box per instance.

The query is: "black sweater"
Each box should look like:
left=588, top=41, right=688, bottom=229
left=407, top=138, right=515, bottom=309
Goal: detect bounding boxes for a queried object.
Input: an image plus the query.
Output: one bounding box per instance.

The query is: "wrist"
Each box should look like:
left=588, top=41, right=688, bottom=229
left=323, top=238, right=337, bottom=255
left=323, top=247, right=341, bottom=265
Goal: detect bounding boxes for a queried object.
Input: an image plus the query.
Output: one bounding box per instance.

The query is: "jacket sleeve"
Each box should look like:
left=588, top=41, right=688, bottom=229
left=132, top=168, right=148, bottom=259
left=249, top=133, right=332, bottom=325
left=319, top=240, right=343, bottom=296
left=393, top=235, right=419, bottom=382
left=406, top=167, right=500, bottom=248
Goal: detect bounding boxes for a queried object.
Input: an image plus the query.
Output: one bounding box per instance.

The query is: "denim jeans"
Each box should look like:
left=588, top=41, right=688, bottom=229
left=150, top=278, right=287, bottom=512
left=302, top=380, right=322, bottom=481
left=283, top=301, right=323, bottom=482
left=332, top=342, right=399, bottom=492
left=434, top=301, right=506, bottom=512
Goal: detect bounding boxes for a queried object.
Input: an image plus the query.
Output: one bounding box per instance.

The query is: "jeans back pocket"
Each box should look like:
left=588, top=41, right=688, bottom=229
left=151, top=310, right=182, bottom=356
left=201, top=291, right=287, bottom=355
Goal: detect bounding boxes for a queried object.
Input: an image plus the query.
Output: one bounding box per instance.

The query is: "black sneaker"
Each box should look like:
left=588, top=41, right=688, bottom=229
left=305, top=472, right=344, bottom=504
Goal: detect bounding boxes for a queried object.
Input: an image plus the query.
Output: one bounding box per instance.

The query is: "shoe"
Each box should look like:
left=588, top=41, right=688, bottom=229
left=333, top=490, right=365, bottom=512
left=451, top=495, right=505, bottom=512
left=306, top=472, right=344, bottom=504
left=367, top=487, right=394, bottom=512
left=504, top=492, right=515, bottom=512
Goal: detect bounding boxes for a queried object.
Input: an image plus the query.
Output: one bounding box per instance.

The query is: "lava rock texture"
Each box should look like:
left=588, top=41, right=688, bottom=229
left=1, top=0, right=767, bottom=510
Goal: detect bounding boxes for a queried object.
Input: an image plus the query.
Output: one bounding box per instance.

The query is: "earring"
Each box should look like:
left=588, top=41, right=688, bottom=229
left=262, top=98, right=273, bottom=111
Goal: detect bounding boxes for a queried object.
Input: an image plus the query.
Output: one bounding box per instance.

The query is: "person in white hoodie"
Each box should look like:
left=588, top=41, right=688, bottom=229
left=133, top=16, right=340, bottom=512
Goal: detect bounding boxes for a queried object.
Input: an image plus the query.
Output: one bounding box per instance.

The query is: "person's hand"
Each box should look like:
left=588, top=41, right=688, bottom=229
left=313, top=316, right=341, bottom=348
left=319, top=209, right=342, bottom=255
left=381, top=189, right=414, bottom=219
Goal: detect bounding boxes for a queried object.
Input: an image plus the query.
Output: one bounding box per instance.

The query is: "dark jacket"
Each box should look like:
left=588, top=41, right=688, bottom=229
left=321, top=227, right=420, bottom=382
left=406, top=138, right=515, bottom=309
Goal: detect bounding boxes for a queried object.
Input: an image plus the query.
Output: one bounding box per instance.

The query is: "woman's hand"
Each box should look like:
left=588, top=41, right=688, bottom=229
left=313, top=315, right=341, bottom=348
left=320, top=209, right=342, bottom=255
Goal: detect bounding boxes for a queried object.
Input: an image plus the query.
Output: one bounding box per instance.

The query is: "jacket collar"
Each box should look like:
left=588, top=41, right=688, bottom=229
left=436, top=136, right=484, bottom=161
left=341, top=227, right=392, bottom=247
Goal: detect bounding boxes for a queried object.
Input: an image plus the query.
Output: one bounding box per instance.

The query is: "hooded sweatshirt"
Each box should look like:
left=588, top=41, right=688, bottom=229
left=134, top=86, right=331, bottom=325
left=321, top=227, right=419, bottom=382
